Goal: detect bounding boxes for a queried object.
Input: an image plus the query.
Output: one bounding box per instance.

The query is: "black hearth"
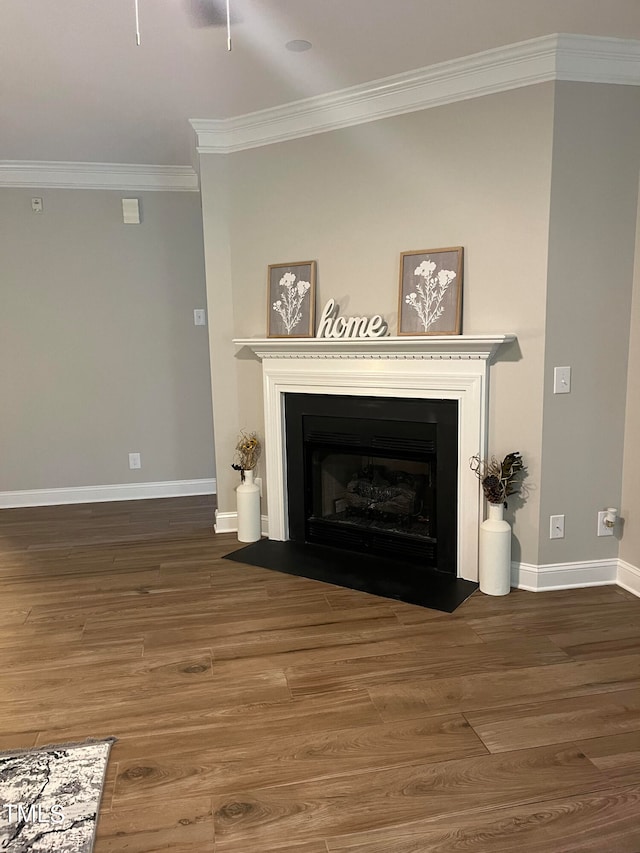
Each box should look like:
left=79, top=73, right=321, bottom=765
left=285, top=394, right=458, bottom=573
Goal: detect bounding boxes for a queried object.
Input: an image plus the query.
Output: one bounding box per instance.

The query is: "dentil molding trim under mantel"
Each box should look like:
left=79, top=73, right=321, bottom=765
left=236, top=334, right=516, bottom=582
left=234, top=334, right=516, bottom=361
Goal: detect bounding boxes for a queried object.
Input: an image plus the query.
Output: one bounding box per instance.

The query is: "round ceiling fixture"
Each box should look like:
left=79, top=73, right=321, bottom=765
left=286, top=39, right=312, bottom=52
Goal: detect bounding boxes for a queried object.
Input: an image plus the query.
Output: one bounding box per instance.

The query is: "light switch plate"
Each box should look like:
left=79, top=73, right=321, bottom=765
left=122, top=198, right=141, bottom=224
left=554, top=366, right=571, bottom=394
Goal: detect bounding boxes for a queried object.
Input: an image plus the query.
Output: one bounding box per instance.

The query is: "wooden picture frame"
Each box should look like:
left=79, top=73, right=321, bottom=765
left=398, top=247, right=463, bottom=336
left=267, top=261, right=317, bottom=338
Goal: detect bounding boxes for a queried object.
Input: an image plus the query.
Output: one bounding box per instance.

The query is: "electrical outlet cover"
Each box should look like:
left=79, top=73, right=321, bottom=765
left=597, top=510, right=613, bottom=537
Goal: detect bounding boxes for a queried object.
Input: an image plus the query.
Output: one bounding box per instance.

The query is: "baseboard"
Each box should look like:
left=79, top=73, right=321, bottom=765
left=511, top=559, right=618, bottom=592
left=617, top=559, right=640, bottom=598
left=214, top=510, right=269, bottom=537
left=0, top=478, right=216, bottom=508
left=213, top=511, right=238, bottom=534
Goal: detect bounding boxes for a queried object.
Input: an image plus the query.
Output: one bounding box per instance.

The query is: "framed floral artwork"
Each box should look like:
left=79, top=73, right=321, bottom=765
left=398, top=247, right=463, bottom=336
left=267, top=261, right=316, bottom=337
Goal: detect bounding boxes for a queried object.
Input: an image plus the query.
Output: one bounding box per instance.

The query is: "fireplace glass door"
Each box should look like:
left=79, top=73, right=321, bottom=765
left=308, top=443, right=435, bottom=560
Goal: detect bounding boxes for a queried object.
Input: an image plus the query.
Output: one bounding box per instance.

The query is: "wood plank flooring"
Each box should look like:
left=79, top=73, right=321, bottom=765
left=1, top=496, right=639, bottom=852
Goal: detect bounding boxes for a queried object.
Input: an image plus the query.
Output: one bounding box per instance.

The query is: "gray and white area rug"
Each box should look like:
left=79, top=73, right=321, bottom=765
left=0, top=738, right=115, bottom=852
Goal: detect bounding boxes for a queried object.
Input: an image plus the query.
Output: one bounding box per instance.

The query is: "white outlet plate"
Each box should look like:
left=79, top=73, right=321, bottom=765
left=550, top=514, right=565, bottom=539
left=128, top=452, right=141, bottom=470
left=193, top=309, right=206, bottom=326
left=597, top=510, right=613, bottom=537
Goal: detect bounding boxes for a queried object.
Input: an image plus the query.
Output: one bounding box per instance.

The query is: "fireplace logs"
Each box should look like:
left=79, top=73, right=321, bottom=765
left=344, top=465, right=425, bottom=518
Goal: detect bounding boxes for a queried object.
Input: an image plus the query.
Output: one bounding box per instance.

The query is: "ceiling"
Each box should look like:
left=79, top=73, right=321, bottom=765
left=2, top=0, right=639, bottom=166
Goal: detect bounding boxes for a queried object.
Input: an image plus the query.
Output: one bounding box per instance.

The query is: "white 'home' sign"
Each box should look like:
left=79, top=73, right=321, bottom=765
left=316, top=299, right=388, bottom=339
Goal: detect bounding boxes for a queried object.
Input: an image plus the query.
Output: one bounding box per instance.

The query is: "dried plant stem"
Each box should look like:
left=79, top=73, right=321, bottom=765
left=470, top=451, right=525, bottom=507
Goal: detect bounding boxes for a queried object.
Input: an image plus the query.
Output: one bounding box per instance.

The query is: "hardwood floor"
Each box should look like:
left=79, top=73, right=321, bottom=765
left=1, top=496, right=639, bottom=852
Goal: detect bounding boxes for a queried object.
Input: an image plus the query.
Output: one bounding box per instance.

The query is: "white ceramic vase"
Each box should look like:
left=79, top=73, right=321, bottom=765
left=236, top=469, right=261, bottom=543
left=479, top=502, right=511, bottom=596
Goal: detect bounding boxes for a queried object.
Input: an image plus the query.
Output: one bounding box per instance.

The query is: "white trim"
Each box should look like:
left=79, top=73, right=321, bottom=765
left=617, top=559, right=640, bottom=598
left=0, top=478, right=216, bottom=508
left=214, top=510, right=269, bottom=537
left=190, top=34, right=640, bottom=154
left=511, top=559, right=618, bottom=592
left=213, top=511, right=238, bottom=533
left=555, top=33, right=640, bottom=84
left=0, top=161, right=199, bottom=192
left=234, top=335, right=515, bottom=361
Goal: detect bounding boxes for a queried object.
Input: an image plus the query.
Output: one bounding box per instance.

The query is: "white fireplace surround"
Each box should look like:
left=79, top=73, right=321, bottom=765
left=234, top=335, right=516, bottom=583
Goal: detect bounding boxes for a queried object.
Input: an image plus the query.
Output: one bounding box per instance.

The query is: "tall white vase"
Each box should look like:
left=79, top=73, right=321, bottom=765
left=479, top=502, right=511, bottom=596
left=236, top=469, right=261, bottom=543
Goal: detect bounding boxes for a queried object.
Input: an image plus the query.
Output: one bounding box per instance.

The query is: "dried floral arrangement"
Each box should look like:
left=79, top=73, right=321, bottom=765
left=231, top=431, right=261, bottom=482
left=470, top=452, right=526, bottom=507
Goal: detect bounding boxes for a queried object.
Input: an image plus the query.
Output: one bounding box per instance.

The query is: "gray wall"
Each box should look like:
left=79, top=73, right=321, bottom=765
left=201, top=84, right=556, bottom=562
left=0, top=188, right=215, bottom=491
left=539, top=84, right=640, bottom=564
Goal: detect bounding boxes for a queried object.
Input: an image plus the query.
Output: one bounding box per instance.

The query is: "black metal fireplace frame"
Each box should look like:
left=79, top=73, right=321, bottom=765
left=284, top=393, right=458, bottom=574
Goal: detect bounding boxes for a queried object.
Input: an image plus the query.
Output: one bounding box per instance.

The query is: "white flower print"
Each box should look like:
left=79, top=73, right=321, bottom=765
left=405, top=256, right=456, bottom=331
left=272, top=273, right=311, bottom=333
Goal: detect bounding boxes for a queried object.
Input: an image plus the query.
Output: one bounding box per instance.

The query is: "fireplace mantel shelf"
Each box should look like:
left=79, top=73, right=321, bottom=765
left=234, top=334, right=516, bottom=361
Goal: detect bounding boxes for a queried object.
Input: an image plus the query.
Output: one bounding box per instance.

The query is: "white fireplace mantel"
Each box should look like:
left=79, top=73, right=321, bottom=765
left=234, top=334, right=516, bottom=582
left=234, top=334, right=515, bottom=361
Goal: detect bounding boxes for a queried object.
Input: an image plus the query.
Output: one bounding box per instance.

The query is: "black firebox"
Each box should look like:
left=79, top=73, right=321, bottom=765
left=284, top=394, right=458, bottom=573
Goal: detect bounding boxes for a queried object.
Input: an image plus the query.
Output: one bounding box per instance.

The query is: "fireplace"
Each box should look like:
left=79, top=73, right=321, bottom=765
left=285, top=393, right=458, bottom=572
left=231, top=334, right=515, bottom=583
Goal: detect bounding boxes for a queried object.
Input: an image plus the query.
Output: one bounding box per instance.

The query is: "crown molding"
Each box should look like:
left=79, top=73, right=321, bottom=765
left=191, top=33, right=640, bottom=154
left=0, top=161, right=199, bottom=192
left=555, top=33, right=640, bottom=83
